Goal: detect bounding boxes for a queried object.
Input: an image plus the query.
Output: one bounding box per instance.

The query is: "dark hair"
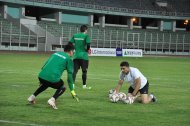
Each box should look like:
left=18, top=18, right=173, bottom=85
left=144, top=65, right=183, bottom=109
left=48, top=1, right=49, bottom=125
left=120, top=61, right=129, bottom=67
left=64, top=44, right=74, bottom=52
left=80, top=25, right=88, bottom=32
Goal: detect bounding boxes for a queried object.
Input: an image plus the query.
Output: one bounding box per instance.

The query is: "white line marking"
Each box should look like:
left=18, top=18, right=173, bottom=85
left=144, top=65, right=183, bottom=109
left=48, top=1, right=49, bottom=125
left=11, top=85, right=21, bottom=87
left=1, top=69, right=190, bottom=87
left=0, top=120, right=45, bottom=126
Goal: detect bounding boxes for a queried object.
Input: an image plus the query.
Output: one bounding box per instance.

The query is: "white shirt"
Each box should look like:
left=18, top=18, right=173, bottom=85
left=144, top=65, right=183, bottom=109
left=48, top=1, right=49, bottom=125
left=119, top=67, right=147, bottom=89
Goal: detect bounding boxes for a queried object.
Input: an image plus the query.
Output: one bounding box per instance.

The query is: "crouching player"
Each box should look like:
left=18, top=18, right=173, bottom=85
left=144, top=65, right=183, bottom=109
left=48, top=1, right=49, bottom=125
left=114, top=61, right=157, bottom=104
left=27, top=44, right=79, bottom=109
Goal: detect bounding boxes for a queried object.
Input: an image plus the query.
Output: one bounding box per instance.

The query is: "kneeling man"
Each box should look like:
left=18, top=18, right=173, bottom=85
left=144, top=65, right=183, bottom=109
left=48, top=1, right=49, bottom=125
left=115, top=61, right=157, bottom=104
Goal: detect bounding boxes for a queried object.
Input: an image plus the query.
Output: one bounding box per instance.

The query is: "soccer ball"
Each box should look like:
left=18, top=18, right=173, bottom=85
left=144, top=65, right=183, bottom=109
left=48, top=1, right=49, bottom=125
left=109, top=93, right=113, bottom=99
left=108, top=89, right=116, bottom=98
left=118, top=92, right=127, bottom=100
left=108, top=89, right=116, bottom=94
left=122, top=96, right=134, bottom=104
left=109, top=93, right=120, bottom=103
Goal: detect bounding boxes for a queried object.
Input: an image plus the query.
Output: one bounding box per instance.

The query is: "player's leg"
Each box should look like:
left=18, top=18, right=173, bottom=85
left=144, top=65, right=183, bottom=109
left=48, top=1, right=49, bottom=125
left=81, top=59, right=88, bottom=86
left=51, top=79, right=66, bottom=100
left=81, top=59, right=91, bottom=89
left=33, top=78, right=50, bottom=96
left=28, top=77, right=49, bottom=104
left=73, top=59, right=80, bottom=83
left=139, top=82, right=157, bottom=104
left=48, top=79, right=66, bottom=109
left=141, top=94, right=152, bottom=104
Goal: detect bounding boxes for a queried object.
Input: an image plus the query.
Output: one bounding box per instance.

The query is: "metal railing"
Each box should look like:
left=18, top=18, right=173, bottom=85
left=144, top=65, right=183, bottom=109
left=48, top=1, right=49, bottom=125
left=87, top=28, right=190, bottom=55
left=0, top=20, right=45, bottom=51
left=0, top=20, right=190, bottom=55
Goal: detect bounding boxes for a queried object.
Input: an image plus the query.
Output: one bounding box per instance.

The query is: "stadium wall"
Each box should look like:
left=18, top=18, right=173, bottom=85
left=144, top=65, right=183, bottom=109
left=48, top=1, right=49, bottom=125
left=7, top=6, right=20, bottom=19
left=62, top=14, right=88, bottom=24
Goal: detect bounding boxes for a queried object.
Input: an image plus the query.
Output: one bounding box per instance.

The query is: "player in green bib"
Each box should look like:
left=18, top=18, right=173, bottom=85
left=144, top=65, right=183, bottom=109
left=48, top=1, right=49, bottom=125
left=69, top=25, right=91, bottom=89
left=27, top=44, right=79, bottom=109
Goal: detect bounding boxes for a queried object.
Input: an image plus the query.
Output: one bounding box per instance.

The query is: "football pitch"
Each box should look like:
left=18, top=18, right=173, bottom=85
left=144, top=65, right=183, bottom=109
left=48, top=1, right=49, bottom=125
left=0, top=53, right=190, bottom=126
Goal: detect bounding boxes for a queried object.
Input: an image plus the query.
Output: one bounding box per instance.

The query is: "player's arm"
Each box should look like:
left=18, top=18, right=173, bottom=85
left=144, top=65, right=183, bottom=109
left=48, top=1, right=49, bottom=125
left=67, top=71, right=74, bottom=91
left=131, top=69, right=141, bottom=96
left=85, top=35, right=91, bottom=52
left=67, top=59, right=75, bottom=91
left=87, top=44, right=90, bottom=51
left=67, top=59, right=79, bottom=102
left=115, top=72, right=125, bottom=93
left=115, top=79, right=124, bottom=93
left=132, top=77, right=141, bottom=96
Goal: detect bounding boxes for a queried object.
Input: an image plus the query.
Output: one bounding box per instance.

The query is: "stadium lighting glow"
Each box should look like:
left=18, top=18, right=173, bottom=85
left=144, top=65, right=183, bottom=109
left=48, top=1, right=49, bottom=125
left=184, top=20, right=189, bottom=25
left=132, top=17, right=137, bottom=22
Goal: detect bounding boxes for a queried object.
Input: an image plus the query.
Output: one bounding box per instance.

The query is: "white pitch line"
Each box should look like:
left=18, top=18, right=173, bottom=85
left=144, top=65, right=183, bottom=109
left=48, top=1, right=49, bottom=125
left=0, top=120, right=45, bottom=126
left=1, top=69, right=189, bottom=80
left=1, top=69, right=190, bottom=86
left=1, top=69, right=189, bottom=78
left=0, top=71, right=189, bottom=84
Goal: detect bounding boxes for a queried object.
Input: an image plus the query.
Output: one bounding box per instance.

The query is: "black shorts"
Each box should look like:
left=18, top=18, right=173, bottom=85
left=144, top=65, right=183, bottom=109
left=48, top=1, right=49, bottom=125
left=73, top=59, right=89, bottom=71
left=128, top=81, right=149, bottom=94
left=38, top=77, right=64, bottom=89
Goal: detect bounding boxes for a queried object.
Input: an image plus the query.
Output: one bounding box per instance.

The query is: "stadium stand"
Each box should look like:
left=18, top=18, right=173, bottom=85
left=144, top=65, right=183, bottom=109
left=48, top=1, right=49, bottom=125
left=22, top=0, right=190, bottom=16
left=0, top=0, right=189, bottom=54
left=36, top=20, right=190, bottom=53
left=0, top=15, right=38, bottom=51
left=0, top=16, right=26, bottom=35
left=167, top=0, right=190, bottom=13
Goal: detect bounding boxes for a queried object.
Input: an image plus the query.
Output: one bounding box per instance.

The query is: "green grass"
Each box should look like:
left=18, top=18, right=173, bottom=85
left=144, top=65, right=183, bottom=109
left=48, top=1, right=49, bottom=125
left=0, top=53, right=190, bottom=126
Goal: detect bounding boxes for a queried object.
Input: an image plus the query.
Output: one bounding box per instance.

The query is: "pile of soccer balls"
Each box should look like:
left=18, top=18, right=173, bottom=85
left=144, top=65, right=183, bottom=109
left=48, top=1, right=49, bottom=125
left=108, top=89, right=134, bottom=104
